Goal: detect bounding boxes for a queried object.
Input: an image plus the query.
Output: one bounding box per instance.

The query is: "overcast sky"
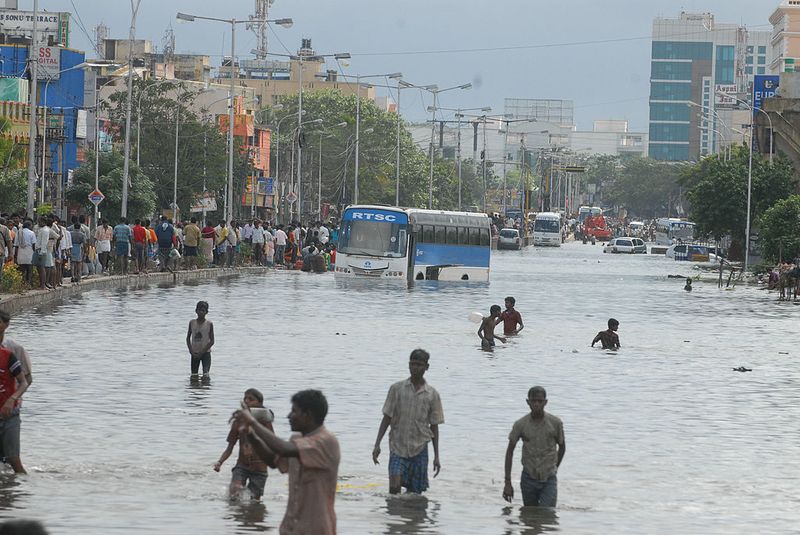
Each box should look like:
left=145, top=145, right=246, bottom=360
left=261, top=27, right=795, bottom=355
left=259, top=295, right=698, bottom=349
left=30, top=0, right=776, bottom=131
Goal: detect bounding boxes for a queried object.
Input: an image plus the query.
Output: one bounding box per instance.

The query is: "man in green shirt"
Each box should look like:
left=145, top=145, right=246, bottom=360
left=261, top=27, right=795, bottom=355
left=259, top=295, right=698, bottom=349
left=503, top=386, right=565, bottom=507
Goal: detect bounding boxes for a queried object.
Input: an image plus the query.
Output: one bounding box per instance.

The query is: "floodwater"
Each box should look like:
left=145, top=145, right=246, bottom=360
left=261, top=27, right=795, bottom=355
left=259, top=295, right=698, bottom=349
left=3, top=242, right=800, bottom=534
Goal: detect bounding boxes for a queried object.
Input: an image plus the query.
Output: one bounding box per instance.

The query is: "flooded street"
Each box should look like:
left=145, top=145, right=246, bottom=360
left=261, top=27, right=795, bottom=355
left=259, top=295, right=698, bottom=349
left=3, top=242, right=799, bottom=534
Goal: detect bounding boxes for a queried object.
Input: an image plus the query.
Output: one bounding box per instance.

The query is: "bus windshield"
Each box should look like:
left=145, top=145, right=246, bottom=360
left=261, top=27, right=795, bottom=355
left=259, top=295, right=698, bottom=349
left=534, top=219, right=560, bottom=233
left=339, top=220, right=408, bottom=258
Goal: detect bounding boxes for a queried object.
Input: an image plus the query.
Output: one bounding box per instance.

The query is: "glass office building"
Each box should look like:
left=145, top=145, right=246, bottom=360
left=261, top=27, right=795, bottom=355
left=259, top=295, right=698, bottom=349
left=649, top=13, right=771, bottom=161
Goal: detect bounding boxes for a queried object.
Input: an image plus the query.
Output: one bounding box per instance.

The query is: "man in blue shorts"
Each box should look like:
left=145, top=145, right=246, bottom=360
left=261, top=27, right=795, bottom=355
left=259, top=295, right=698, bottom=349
left=373, top=349, right=444, bottom=494
left=112, top=218, right=132, bottom=275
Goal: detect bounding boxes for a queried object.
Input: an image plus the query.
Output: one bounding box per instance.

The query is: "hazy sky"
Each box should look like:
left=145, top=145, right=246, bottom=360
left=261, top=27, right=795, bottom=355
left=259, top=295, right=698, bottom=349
left=30, top=0, right=776, bottom=131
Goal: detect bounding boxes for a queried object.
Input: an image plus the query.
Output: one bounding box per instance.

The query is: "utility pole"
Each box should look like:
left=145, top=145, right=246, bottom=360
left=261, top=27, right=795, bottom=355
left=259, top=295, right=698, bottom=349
left=121, top=0, right=142, bottom=218
left=25, top=0, right=39, bottom=217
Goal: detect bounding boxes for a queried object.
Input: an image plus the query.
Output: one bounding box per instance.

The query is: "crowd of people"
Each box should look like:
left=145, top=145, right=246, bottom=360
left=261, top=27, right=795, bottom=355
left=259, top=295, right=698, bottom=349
left=0, top=214, right=340, bottom=291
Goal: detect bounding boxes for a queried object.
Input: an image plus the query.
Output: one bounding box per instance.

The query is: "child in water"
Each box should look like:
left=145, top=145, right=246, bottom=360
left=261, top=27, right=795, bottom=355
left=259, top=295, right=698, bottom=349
left=479, top=305, right=507, bottom=350
left=186, top=301, right=215, bottom=380
left=684, top=278, right=693, bottom=291
left=592, top=318, right=620, bottom=349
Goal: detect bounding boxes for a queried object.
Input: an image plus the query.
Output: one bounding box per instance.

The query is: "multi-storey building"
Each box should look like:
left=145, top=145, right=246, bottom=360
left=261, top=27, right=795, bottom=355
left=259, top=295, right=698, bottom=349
left=770, top=0, right=800, bottom=74
left=649, top=12, right=771, bottom=161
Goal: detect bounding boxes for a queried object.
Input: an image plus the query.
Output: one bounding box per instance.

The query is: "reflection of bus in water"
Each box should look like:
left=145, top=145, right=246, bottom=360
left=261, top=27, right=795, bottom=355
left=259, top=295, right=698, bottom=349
left=533, top=212, right=562, bottom=246
left=335, top=205, right=492, bottom=282
left=655, top=218, right=695, bottom=246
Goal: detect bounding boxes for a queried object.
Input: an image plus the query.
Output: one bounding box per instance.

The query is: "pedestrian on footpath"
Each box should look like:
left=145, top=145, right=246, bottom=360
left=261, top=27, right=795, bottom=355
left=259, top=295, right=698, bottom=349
left=69, top=223, right=86, bottom=283
left=186, top=301, right=214, bottom=381
left=251, top=220, right=265, bottom=266
left=155, top=216, right=175, bottom=272
left=503, top=386, right=565, bottom=507
left=183, top=217, right=201, bottom=270
left=373, top=349, right=444, bottom=494
left=132, top=219, right=148, bottom=274
left=0, top=309, right=30, bottom=474
left=112, top=218, right=131, bottom=275
left=232, top=389, right=340, bottom=535
left=273, top=225, right=287, bottom=266
left=94, top=219, right=113, bottom=273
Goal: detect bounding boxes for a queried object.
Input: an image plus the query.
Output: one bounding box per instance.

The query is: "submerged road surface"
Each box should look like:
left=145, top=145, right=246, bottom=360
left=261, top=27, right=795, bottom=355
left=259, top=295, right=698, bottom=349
left=3, top=242, right=799, bottom=534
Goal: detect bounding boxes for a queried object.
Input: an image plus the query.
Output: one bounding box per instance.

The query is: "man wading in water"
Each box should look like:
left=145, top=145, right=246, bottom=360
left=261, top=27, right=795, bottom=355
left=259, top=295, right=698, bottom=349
left=186, top=301, right=215, bottom=381
left=372, top=349, right=444, bottom=494
left=503, top=386, right=565, bottom=507
left=479, top=305, right=507, bottom=350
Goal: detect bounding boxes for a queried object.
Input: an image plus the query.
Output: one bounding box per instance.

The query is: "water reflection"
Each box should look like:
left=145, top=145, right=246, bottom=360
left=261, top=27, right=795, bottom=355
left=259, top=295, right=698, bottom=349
left=382, top=495, right=438, bottom=534
left=227, top=500, right=270, bottom=533
left=502, top=505, right=559, bottom=535
left=185, top=377, right=212, bottom=409
left=0, top=474, right=24, bottom=515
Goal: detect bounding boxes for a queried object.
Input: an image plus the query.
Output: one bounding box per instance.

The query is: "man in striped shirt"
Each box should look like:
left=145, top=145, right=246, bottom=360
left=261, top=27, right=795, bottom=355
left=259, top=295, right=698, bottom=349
left=373, top=349, right=444, bottom=494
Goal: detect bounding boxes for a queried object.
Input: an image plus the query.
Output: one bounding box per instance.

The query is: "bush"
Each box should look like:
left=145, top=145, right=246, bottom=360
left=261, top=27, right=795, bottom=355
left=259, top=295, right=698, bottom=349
left=0, top=262, right=24, bottom=294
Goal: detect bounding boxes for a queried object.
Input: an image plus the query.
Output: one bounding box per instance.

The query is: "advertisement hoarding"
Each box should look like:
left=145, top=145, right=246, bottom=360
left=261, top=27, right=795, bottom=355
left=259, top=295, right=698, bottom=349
left=753, top=75, right=780, bottom=116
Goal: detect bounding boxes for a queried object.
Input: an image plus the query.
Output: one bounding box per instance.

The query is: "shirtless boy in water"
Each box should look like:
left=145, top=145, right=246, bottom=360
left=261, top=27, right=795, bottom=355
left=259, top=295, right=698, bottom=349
left=591, top=318, right=620, bottom=349
left=479, top=305, right=507, bottom=350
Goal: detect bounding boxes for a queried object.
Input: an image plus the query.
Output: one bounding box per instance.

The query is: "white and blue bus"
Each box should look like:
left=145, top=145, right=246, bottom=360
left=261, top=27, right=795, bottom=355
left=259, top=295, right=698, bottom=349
left=335, top=205, right=492, bottom=282
left=655, top=218, right=696, bottom=246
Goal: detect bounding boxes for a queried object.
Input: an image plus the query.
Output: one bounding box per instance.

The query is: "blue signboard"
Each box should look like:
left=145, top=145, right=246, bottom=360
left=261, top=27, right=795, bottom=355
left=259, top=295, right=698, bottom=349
left=753, top=75, right=780, bottom=116
left=265, top=177, right=274, bottom=194
left=343, top=208, right=408, bottom=224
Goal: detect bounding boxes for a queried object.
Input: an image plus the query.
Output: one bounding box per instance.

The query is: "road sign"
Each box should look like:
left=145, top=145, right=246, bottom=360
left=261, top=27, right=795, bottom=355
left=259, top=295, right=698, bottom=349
left=753, top=75, right=780, bottom=117
left=88, top=189, right=105, bottom=206
left=285, top=191, right=298, bottom=204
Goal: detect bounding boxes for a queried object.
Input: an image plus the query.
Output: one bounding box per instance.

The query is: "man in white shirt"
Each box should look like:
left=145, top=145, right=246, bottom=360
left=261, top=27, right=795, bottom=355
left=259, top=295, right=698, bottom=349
left=241, top=221, right=254, bottom=243
left=251, top=220, right=265, bottom=265
left=273, top=226, right=288, bottom=266
left=318, top=223, right=330, bottom=245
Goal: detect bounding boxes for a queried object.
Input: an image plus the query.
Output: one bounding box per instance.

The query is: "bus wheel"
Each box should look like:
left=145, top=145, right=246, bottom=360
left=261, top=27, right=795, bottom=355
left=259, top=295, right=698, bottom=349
left=416, top=272, right=425, bottom=280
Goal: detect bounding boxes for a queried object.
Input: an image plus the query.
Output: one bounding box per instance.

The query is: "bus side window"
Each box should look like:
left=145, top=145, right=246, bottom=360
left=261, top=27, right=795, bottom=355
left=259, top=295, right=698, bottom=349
left=422, top=225, right=434, bottom=243
left=469, top=227, right=481, bottom=246
left=458, top=227, right=469, bottom=245
left=435, top=226, right=446, bottom=244
left=480, top=229, right=490, bottom=246
left=446, top=226, right=458, bottom=244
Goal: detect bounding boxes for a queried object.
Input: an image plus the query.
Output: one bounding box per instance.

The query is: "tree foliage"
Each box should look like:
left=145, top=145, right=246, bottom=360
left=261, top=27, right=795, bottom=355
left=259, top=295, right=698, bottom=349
left=104, top=80, right=244, bottom=217
left=602, top=158, right=687, bottom=218
left=681, top=146, right=797, bottom=244
left=66, top=150, right=157, bottom=221
left=0, top=116, right=26, bottom=214
left=268, top=90, right=488, bottom=212
left=758, top=195, right=800, bottom=262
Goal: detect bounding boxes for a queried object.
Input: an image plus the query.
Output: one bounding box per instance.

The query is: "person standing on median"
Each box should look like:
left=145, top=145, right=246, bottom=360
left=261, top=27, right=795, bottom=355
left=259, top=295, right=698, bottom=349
left=373, top=349, right=444, bottom=494
left=503, top=386, right=565, bottom=507
left=155, top=216, right=175, bottom=272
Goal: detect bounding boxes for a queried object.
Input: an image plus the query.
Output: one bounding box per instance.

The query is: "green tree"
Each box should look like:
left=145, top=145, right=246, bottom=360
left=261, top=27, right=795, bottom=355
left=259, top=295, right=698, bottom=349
left=584, top=154, right=619, bottom=205
left=65, top=150, right=157, bottom=221
left=682, top=146, right=797, bottom=249
left=104, top=80, right=236, bottom=217
left=0, top=116, right=26, bottom=214
left=267, top=90, right=475, bottom=213
left=604, top=158, right=686, bottom=218
left=759, top=195, right=800, bottom=262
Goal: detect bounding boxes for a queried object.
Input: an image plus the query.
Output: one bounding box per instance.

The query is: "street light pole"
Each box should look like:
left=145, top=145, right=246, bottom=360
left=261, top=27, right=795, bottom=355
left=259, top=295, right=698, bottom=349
left=121, top=0, right=143, bottom=218
left=173, top=102, right=180, bottom=223
left=25, top=0, right=39, bottom=217
left=177, top=13, right=293, bottom=222
left=349, top=72, right=401, bottom=205
left=396, top=82, right=402, bottom=206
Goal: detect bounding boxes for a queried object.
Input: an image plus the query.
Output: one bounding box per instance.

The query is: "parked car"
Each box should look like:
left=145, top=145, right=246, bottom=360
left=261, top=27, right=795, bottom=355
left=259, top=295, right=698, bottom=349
left=498, top=228, right=522, bottom=250
left=603, top=237, right=647, bottom=254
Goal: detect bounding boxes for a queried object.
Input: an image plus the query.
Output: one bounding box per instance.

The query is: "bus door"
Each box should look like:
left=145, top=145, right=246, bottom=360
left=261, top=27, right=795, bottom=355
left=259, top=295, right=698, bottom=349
left=406, top=231, right=417, bottom=285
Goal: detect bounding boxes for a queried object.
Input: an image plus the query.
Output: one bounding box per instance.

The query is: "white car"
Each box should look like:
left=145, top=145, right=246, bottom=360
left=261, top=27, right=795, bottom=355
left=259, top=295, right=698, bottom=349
left=497, top=228, right=522, bottom=250
left=603, top=237, right=647, bottom=254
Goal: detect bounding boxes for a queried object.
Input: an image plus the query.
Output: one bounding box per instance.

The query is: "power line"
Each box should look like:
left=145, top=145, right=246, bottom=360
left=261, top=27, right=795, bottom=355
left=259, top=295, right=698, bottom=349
left=350, top=23, right=773, bottom=58
left=68, top=0, right=98, bottom=52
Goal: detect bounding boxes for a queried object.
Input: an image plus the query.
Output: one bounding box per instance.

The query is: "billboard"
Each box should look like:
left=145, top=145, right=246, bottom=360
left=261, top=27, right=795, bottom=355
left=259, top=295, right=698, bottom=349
left=753, top=75, right=780, bottom=116
left=36, top=46, right=61, bottom=80
left=714, top=84, right=737, bottom=107
left=0, top=10, right=61, bottom=33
